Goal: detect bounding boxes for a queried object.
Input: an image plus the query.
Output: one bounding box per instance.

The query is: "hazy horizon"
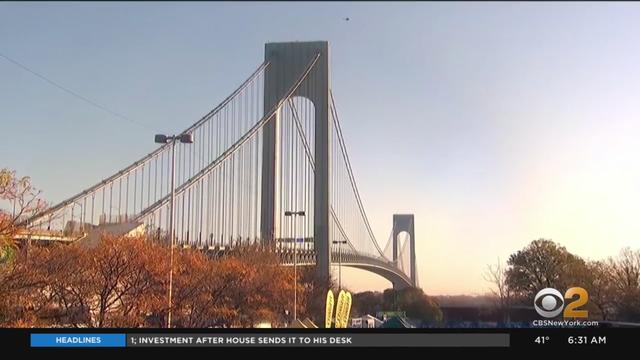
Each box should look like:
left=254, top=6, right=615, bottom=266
left=2, top=2, right=640, bottom=295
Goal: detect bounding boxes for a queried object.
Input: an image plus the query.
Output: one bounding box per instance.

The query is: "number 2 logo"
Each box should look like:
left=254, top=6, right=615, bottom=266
left=563, top=287, right=588, bottom=318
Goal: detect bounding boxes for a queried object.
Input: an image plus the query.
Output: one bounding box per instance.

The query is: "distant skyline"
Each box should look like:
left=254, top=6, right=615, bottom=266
left=2, top=2, right=640, bottom=295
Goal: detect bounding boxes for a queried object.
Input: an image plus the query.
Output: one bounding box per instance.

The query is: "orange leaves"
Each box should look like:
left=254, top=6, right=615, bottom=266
left=1, top=236, right=314, bottom=328
left=1, top=169, right=48, bottom=253
left=169, top=246, right=301, bottom=328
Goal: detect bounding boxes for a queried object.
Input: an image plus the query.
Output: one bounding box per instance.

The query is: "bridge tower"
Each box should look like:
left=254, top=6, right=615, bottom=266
left=260, top=41, right=331, bottom=281
left=392, top=214, right=417, bottom=288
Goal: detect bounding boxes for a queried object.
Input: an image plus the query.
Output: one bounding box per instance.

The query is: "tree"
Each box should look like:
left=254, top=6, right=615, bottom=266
left=352, top=291, right=383, bottom=317
left=36, top=236, right=167, bottom=327
left=169, top=245, right=301, bottom=328
left=505, top=239, right=587, bottom=302
left=87, top=235, right=167, bottom=327
left=583, top=260, right=615, bottom=320
left=297, top=265, right=334, bottom=324
left=607, top=248, right=640, bottom=321
left=0, top=245, right=49, bottom=326
left=498, top=239, right=640, bottom=322
left=170, top=247, right=234, bottom=328
left=215, top=247, right=299, bottom=328
left=381, top=287, right=442, bottom=324
left=483, top=258, right=512, bottom=323
left=0, top=235, right=169, bottom=327
left=0, top=169, right=47, bottom=263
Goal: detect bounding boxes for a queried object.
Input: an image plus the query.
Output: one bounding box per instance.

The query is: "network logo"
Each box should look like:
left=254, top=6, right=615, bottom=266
left=534, top=287, right=589, bottom=319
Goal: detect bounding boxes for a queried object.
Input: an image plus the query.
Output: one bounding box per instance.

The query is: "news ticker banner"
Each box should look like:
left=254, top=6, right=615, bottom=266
left=30, top=333, right=510, bottom=347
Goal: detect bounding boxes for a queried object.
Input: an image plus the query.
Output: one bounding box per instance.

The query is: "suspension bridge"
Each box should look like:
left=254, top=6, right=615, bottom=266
left=18, top=41, right=418, bottom=289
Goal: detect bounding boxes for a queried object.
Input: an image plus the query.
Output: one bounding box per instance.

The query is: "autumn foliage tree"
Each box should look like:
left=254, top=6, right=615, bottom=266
left=505, top=239, right=588, bottom=301
left=486, top=239, right=640, bottom=322
left=170, top=246, right=301, bottom=328
left=0, top=234, right=311, bottom=328
left=296, top=265, right=334, bottom=324
left=1, top=236, right=166, bottom=327
left=0, top=169, right=47, bottom=263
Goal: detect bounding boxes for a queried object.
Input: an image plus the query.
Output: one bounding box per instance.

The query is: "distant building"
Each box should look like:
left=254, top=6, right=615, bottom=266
left=350, top=315, right=383, bottom=328
left=78, top=221, right=146, bottom=248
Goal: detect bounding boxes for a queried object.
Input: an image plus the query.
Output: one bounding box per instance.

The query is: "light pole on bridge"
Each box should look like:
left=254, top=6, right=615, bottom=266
left=284, top=210, right=305, bottom=323
left=155, top=133, right=194, bottom=329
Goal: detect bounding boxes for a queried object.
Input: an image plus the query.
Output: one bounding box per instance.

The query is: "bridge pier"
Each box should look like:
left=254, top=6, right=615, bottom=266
left=260, top=41, right=331, bottom=281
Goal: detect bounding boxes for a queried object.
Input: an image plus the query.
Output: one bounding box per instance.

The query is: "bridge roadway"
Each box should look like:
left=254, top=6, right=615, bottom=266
left=181, top=241, right=414, bottom=289
left=13, top=228, right=413, bottom=289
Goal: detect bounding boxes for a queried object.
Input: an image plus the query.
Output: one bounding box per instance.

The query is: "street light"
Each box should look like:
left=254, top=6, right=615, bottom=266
left=332, top=240, right=347, bottom=290
left=155, top=132, right=194, bottom=328
left=284, top=210, right=305, bottom=322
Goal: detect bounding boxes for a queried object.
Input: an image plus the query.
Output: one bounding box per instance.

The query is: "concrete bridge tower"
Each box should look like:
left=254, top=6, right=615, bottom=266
left=260, top=41, right=331, bottom=281
left=392, top=214, right=417, bottom=288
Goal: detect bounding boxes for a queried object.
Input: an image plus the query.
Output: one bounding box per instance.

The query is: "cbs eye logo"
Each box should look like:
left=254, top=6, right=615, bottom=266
left=534, top=287, right=589, bottom=318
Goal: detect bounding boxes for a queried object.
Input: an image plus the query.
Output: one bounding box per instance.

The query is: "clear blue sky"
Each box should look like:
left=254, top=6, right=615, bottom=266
left=2, top=2, right=640, bottom=294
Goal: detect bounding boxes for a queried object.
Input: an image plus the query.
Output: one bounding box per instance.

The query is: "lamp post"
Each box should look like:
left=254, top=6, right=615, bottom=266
left=155, top=133, right=194, bottom=328
left=284, top=210, right=305, bottom=322
left=332, top=240, right=347, bottom=290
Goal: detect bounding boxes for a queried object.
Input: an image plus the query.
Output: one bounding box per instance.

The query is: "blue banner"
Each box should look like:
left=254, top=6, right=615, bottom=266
left=31, top=333, right=126, bottom=347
